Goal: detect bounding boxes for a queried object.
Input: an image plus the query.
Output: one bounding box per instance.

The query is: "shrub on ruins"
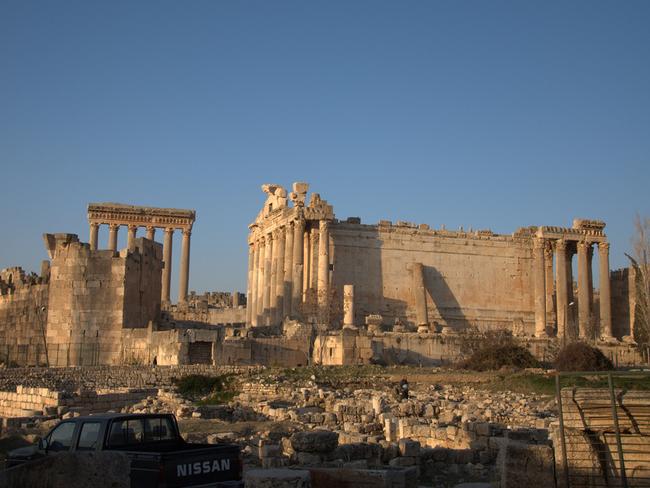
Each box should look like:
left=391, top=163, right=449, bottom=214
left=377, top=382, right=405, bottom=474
left=554, top=341, right=613, bottom=372
left=457, top=327, right=541, bottom=371
left=172, top=374, right=235, bottom=403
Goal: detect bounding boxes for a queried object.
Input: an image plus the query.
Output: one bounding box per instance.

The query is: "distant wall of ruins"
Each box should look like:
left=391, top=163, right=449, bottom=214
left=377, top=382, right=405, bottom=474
left=165, top=307, right=247, bottom=325
left=0, top=267, right=50, bottom=366
left=330, top=222, right=536, bottom=333
left=611, top=267, right=636, bottom=339
left=0, top=365, right=261, bottom=392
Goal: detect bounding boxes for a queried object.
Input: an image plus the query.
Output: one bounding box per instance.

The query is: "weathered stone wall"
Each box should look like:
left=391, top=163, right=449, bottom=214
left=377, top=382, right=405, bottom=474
left=215, top=336, right=310, bottom=367
left=123, top=239, right=163, bottom=328
left=0, top=365, right=261, bottom=391
left=44, top=234, right=162, bottom=366
left=611, top=267, right=635, bottom=339
left=330, top=222, right=536, bottom=333
left=165, top=306, right=246, bottom=325
left=0, top=267, right=49, bottom=366
left=311, top=331, right=643, bottom=367
left=0, top=385, right=157, bottom=418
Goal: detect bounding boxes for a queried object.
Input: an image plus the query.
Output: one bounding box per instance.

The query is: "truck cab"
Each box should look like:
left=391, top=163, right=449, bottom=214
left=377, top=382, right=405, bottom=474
left=7, top=413, right=243, bottom=488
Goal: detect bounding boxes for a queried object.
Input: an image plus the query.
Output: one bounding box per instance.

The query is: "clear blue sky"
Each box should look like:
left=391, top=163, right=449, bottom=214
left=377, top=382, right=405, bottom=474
left=1, top=1, right=649, bottom=298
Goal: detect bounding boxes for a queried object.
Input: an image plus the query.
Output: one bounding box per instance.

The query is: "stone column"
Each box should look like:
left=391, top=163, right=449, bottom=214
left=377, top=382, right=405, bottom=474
left=555, top=239, right=569, bottom=339
left=146, top=226, right=156, bottom=240
left=587, top=245, right=594, bottom=318
left=577, top=240, right=591, bottom=339
left=544, top=243, right=556, bottom=330
left=269, top=230, right=279, bottom=324
left=263, top=233, right=273, bottom=325
left=246, top=241, right=255, bottom=326
left=89, top=222, right=99, bottom=250
left=292, top=218, right=305, bottom=313
left=178, top=229, right=191, bottom=303
left=533, top=238, right=548, bottom=337
left=283, top=222, right=294, bottom=319
left=309, top=226, right=319, bottom=291
left=302, top=228, right=310, bottom=302
left=161, top=228, right=173, bottom=302
left=250, top=240, right=260, bottom=326
left=412, top=262, right=428, bottom=327
left=256, top=237, right=266, bottom=324
left=567, top=246, right=576, bottom=337
left=599, top=242, right=613, bottom=339
left=108, top=224, right=119, bottom=251
left=127, top=225, right=138, bottom=252
left=273, top=228, right=285, bottom=325
left=317, top=220, right=330, bottom=308
left=343, top=284, right=355, bottom=327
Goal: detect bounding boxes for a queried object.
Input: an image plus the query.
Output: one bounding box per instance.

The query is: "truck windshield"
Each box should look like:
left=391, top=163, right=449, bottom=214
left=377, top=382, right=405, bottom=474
left=108, top=417, right=175, bottom=447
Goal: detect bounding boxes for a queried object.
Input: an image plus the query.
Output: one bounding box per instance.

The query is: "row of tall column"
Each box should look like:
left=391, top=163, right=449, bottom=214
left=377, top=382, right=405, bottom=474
left=88, top=222, right=191, bottom=303
left=247, top=218, right=330, bottom=326
left=532, top=237, right=612, bottom=340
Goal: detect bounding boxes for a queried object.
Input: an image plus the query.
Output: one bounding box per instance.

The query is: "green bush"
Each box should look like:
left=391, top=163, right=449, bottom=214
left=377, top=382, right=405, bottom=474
left=554, top=342, right=613, bottom=372
left=172, top=374, right=231, bottom=397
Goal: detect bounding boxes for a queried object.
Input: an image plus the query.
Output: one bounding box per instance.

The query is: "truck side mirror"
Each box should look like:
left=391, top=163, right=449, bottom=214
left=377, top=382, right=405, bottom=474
left=39, top=438, right=49, bottom=451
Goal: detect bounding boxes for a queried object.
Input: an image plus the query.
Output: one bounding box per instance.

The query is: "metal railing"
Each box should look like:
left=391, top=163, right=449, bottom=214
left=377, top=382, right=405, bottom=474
left=0, top=342, right=100, bottom=367
left=555, top=371, right=650, bottom=488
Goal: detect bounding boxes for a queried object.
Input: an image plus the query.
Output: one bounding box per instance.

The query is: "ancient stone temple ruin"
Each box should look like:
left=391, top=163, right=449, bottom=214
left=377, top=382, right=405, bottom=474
left=0, top=186, right=643, bottom=368
left=87, top=202, right=195, bottom=303
left=246, top=182, right=619, bottom=342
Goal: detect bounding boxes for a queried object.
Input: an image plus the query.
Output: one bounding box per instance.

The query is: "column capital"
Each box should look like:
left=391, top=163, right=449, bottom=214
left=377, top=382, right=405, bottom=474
left=146, top=225, right=155, bottom=233
left=599, top=241, right=610, bottom=253
left=544, top=241, right=554, bottom=259
left=164, top=227, right=175, bottom=235
left=319, top=219, right=330, bottom=231
left=577, top=239, right=591, bottom=252
left=90, top=221, right=100, bottom=229
left=272, top=228, right=283, bottom=240
left=532, top=237, right=545, bottom=250
left=182, top=228, right=192, bottom=237
left=128, top=224, right=138, bottom=231
left=555, top=238, right=566, bottom=251
left=109, top=223, right=120, bottom=231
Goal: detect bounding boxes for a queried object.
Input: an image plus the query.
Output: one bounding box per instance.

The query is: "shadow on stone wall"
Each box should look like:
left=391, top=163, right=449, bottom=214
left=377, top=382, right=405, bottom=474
left=424, top=265, right=470, bottom=331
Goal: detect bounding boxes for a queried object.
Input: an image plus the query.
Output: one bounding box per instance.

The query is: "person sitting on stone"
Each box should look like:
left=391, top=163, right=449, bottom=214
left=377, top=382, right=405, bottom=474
left=399, top=378, right=409, bottom=400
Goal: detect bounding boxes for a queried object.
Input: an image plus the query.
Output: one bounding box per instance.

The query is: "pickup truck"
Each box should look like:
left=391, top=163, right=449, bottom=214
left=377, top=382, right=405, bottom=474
left=6, top=413, right=243, bottom=488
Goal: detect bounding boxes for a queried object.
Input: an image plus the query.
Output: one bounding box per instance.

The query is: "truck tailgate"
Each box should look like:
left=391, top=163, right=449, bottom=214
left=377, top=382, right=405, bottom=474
left=162, top=444, right=242, bottom=487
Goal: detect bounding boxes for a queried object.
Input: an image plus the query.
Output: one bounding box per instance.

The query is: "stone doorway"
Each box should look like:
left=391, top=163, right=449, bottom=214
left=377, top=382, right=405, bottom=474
left=188, top=341, right=213, bottom=364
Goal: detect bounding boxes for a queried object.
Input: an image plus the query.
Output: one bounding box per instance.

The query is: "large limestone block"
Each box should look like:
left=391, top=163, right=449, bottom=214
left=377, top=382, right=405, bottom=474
left=499, top=441, right=554, bottom=488
left=245, top=469, right=310, bottom=488
left=291, top=430, right=339, bottom=453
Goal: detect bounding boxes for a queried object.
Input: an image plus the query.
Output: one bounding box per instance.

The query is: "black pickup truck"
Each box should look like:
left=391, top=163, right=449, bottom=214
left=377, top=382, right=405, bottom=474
left=7, top=413, right=243, bottom=487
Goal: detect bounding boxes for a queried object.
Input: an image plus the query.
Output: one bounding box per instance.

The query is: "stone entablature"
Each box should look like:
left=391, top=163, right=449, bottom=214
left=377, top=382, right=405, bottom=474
left=87, top=202, right=195, bottom=231
left=536, top=225, right=606, bottom=242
